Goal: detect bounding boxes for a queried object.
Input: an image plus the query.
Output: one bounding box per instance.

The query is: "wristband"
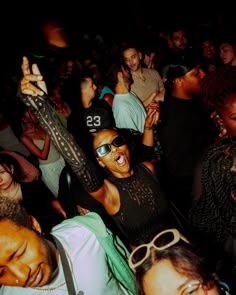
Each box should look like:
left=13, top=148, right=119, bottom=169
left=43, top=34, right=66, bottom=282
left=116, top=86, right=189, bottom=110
left=144, top=127, right=153, bottom=130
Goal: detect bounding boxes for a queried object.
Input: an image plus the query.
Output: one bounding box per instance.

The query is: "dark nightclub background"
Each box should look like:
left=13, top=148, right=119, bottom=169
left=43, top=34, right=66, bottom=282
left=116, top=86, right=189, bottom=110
left=1, top=1, right=235, bottom=77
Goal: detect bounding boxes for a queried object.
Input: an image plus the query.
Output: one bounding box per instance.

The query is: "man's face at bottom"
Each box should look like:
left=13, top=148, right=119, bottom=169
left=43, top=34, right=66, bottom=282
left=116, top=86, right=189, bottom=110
left=0, top=219, right=55, bottom=288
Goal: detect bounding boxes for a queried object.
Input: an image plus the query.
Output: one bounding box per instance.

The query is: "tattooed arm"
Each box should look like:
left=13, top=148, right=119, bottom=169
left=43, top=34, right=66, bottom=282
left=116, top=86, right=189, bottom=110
left=19, top=56, right=104, bottom=192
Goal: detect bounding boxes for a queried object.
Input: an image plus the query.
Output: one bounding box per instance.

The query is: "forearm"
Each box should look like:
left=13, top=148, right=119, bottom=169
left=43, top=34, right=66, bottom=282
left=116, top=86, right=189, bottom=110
left=142, top=128, right=154, bottom=147
left=19, top=92, right=104, bottom=192
left=41, top=136, right=50, bottom=159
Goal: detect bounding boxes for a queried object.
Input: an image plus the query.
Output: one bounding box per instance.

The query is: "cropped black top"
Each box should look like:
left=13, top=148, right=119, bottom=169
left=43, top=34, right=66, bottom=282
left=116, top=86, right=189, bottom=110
left=109, top=163, right=173, bottom=246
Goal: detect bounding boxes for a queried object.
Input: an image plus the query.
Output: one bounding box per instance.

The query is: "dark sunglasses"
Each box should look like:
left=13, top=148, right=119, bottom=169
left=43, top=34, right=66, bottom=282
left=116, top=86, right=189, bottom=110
left=95, top=135, right=126, bottom=158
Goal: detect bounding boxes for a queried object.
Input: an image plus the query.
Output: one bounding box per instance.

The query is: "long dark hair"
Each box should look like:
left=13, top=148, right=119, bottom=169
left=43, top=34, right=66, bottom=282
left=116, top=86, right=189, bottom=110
left=135, top=241, right=219, bottom=295
left=0, top=153, right=24, bottom=183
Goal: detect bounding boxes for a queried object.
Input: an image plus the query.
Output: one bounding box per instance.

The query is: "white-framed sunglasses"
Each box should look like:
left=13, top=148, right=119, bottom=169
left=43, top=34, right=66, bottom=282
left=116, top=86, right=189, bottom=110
left=128, top=228, right=190, bottom=271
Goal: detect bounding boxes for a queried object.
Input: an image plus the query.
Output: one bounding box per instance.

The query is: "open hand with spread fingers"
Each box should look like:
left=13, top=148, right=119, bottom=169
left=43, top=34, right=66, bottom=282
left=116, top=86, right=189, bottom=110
left=21, top=56, right=47, bottom=96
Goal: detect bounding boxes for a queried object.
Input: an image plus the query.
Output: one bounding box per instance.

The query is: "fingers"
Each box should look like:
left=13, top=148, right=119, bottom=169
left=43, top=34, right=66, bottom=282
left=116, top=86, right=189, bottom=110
left=21, top=77, right=44, bottom=96
left=154, top=112, right=160, bottom=125
left=21, top=56, right=46, bottom=95
left=32, top=63, right=42, bottom=75
left=148, top=102, right=160, bottom=125
left=150, top=91, right=157, bottom=100
left=24, top=73, right=43, bottom=81
left=21, top=57, right=43, bottom=81
left=153, top=88, right=165, bottom=102
left=37, top=80, right=48, bottom=94
left=146, top=108, right=159, bottom=126
left=60, top=210, right=67, bottom=219
left=21, top=56, right=31, bottom=76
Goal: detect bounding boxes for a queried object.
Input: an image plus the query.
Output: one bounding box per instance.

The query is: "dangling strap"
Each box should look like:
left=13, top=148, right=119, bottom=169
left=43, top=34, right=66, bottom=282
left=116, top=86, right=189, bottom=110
left=51, top=235, right=77, bottom=295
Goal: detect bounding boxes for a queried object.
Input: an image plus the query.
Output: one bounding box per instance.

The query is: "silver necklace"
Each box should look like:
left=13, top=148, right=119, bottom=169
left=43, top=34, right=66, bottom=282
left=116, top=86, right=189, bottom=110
left=0, top=183, right=20, bottom=199
left=10, top=183, right=20, bottom=199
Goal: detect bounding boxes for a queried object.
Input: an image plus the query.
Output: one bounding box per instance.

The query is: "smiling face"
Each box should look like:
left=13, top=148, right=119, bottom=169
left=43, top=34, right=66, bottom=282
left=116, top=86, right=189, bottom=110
left=0, top=219, right=56, bottom=287
left=142, top=259, right=220, bottom=295
left=122, top=48, right=142, bottom=72
left=93, top=129, right=131, bottom=177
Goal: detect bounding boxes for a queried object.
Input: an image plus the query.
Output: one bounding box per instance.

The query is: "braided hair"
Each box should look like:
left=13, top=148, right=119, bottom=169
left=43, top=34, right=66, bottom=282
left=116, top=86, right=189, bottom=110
left=190, top=137, right=236, bottom=242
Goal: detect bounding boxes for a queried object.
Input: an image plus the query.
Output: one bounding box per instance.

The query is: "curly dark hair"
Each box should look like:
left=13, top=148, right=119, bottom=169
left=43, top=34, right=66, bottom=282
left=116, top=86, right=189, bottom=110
left=200, top=66, right=236, bottom=113
left=0, top=196, right=32, bottom=228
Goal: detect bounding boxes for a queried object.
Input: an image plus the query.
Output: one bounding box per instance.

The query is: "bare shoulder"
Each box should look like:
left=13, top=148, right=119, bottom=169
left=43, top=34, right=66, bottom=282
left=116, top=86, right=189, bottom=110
left=142, top=161, right=155, bottom=173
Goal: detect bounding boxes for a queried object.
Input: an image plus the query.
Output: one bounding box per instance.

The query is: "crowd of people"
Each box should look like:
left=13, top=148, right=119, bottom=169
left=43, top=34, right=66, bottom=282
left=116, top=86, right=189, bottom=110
left=0, top=15, right=236, bottom=294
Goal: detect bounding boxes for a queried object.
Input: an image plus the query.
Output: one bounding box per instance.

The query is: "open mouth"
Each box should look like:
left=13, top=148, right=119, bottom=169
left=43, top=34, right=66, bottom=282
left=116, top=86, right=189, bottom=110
left=114, top=153, right=126, bottom=166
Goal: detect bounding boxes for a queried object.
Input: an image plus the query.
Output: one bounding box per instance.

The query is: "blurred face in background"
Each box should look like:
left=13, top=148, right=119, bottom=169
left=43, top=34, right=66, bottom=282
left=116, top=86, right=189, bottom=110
left=219, top=42, right=236, bottom=65
left=171, top=30, right=188, bottom=50
left=202, top=40, right=216, bottom=59
left=23, top=109, right=39, bottom=124
left=178, top=66, right=206, bottom=97
left=122, top=48, right=142, bottom=72
left=0, top=164, right=13, bottom=190
left=81, top=77, right=97, bottom=108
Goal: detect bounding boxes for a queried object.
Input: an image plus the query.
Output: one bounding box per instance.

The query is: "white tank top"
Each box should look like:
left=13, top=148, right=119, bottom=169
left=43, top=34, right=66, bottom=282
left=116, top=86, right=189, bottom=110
left=33, top=139, right=61, bottom=165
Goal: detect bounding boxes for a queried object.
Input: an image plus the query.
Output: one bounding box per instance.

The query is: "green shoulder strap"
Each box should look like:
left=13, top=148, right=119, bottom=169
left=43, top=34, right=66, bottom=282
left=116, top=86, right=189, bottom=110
left=64, top=212, right=136, bottom=294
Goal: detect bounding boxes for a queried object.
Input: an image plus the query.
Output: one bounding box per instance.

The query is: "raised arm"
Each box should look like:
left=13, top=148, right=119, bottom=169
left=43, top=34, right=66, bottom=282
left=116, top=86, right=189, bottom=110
left=142, top=101, right=160, bottom=147
left=19, top=56, right=104, bottom=193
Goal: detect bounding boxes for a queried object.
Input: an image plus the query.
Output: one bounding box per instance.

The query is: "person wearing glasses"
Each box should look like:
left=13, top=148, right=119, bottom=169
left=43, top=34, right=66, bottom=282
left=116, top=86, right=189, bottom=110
left=129, top=228, right=230, bottom=295
left=18, top=56, right=181, bottom=250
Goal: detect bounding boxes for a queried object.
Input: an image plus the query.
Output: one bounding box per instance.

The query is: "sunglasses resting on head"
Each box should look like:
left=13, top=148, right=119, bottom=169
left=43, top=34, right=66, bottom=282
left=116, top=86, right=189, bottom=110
left=128, top=228, right=190, bottom=271
left=131, top=228, right=231, bottom=295
left=95, top=135, right=126, bottom=158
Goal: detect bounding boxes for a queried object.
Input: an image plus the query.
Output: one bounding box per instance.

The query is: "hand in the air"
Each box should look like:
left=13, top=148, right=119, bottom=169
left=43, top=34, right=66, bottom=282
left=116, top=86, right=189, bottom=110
left=21, top=56, right=47, bottom=96
left=146, top=101, right=160, bottom=127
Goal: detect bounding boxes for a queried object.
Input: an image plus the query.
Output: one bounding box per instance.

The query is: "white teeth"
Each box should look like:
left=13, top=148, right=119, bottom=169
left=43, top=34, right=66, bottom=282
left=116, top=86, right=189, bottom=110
left=117, top=157, right=123, bottom=164
left=116, top=154, right=125, bottom=165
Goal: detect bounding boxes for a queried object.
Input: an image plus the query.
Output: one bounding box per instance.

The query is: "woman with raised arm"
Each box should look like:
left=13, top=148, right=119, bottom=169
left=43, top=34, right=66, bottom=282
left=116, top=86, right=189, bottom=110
left=19, top=56, right=181, bottom=249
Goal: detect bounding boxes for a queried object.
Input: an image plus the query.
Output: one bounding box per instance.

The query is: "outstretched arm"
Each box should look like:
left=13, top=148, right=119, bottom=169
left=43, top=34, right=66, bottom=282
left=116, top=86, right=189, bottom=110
left=19, top=56, right=104, bottom=193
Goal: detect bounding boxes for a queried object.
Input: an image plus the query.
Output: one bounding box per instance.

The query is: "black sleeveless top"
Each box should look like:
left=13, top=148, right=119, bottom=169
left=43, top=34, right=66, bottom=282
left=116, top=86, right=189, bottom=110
left=108, top=163, right=173, bottom=246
